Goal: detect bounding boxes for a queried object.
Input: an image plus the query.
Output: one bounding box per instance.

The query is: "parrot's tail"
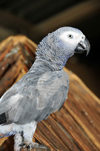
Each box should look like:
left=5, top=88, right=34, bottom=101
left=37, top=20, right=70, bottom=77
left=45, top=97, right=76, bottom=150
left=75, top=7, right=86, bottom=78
left=0, top=113, right=7, bottom=124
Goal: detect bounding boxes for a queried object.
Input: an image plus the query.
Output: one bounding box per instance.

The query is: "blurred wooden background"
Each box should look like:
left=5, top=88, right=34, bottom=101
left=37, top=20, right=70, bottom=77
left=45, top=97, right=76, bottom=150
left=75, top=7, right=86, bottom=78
left=0, top=35, right=100, bottom=151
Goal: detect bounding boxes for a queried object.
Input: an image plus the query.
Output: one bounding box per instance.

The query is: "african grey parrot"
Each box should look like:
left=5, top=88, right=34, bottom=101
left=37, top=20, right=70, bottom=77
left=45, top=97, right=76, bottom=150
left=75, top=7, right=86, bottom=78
left=0, top=27, right=90, bottom=151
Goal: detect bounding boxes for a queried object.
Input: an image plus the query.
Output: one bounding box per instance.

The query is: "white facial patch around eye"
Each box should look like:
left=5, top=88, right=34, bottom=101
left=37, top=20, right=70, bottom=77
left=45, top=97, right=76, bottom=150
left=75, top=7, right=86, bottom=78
left=59, top=31, right=81, bottom=43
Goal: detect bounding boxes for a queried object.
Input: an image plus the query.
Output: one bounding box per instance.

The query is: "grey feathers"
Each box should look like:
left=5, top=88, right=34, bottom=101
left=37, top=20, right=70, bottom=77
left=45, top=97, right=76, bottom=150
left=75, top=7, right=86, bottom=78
left=0, top=26, right=88, bottom=127
left=0, top=69, right=69, bottom=124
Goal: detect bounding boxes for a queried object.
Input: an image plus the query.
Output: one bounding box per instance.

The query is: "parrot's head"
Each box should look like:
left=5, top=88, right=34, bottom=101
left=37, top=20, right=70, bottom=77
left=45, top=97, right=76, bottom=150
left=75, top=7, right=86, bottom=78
left=36, top=27, right=90, bottom=70
left=49, top=27, right=90, bottom=57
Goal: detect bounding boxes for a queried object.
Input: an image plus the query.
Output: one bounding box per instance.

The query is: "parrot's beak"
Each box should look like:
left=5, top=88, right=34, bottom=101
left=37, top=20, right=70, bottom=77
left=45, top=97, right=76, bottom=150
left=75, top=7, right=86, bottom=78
left=75, top=38, right=90, bottom=56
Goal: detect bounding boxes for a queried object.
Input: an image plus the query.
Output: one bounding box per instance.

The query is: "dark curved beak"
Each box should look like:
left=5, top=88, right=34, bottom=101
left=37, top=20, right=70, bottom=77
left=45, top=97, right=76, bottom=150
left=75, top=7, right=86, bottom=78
left=75, top=38, right=90, bottom=56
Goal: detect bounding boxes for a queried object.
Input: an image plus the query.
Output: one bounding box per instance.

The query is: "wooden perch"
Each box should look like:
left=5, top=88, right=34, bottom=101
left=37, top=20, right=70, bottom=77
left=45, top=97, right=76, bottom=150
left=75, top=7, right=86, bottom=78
left=0, top=35, right=100, bottom=151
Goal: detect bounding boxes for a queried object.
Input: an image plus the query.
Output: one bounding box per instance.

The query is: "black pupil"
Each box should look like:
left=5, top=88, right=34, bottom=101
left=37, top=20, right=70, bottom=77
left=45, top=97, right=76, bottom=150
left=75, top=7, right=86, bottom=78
left=69, top=35, right=72, bottom=38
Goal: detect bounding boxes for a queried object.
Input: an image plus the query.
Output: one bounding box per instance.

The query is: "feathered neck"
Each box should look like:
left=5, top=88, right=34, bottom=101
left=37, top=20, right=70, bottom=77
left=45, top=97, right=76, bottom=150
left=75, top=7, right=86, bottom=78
left=32, top=34, right=74, bottom=71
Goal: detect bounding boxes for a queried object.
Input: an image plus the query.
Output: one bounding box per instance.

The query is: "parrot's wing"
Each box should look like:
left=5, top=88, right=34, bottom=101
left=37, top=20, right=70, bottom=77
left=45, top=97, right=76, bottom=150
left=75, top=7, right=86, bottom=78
left=0, top=70, right=69, bottom=124
left=0, top=85, right=21, bottom=114
left=29, top=70, right=69, bottom=122
left=35, top=70, right=69, bottom=110
left=0, top=70, right=38, bottom=114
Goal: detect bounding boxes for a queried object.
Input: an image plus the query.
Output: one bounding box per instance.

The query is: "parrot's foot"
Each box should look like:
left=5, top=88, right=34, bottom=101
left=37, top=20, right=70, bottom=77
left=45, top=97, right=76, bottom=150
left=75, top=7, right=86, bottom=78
left=14, top=133, right=23, bottom=151
left=29, top=142, right=47, bottom=149
left=21, top=142, right=47, bottom=150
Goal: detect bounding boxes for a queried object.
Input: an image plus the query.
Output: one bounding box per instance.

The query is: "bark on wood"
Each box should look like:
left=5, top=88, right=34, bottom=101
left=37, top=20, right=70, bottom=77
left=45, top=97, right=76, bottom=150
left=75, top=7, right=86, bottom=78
left=0, top=35, right=99, bottom=151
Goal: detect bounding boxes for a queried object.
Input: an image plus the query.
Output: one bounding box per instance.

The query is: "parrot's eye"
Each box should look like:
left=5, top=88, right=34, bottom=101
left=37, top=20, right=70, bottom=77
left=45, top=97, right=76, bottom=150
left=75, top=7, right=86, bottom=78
left=82, top=36, right=85, bottom=40
left=67, top=34, right=73, bottom=39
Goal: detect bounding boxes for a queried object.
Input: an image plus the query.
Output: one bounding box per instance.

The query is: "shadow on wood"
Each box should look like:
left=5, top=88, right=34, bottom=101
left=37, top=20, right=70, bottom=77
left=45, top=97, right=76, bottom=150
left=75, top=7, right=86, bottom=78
left=0, top=35, right=100, bottom=151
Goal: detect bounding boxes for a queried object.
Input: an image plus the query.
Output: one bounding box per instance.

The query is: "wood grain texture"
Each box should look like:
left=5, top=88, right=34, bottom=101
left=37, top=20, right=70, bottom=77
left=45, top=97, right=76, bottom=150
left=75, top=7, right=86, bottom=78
left=0, top=35, right=99, bottom=151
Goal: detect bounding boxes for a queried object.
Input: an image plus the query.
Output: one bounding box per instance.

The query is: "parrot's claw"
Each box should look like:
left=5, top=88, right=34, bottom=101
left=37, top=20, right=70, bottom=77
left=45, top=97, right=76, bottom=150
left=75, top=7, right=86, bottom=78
left=30, top=142, right=47, bottom=149
left=20, top=142, right=47, bottom=150
left=19, top=143, right=26, bottom=148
